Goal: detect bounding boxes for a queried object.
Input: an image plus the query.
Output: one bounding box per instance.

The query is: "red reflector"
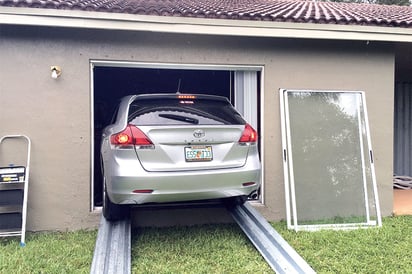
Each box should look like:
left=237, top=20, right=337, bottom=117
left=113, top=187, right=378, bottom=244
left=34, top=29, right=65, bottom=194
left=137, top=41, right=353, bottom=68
left=132, top=189, right=154, bottom=194
left=242, top=182, right=256, bottom=187
left=239, top=124, right=258, bottom=143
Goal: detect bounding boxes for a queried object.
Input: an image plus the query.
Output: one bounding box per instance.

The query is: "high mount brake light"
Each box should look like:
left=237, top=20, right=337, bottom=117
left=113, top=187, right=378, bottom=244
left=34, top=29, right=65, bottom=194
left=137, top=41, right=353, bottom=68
left=177, top=95, right=196, bottom=99
left=110, top=125, right=153, bottom=146
left=239, top=123, right=258, bottom=143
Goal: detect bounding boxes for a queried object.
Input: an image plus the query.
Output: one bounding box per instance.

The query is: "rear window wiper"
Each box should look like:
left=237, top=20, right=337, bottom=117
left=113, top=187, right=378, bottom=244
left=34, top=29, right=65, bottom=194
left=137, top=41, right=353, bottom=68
left=158, top=113, right=199, bottom=124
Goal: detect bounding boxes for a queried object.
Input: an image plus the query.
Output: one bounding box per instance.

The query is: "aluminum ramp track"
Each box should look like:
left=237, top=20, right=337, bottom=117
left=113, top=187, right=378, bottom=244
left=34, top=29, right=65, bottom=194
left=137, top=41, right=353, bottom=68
left=229, top=202, right=316, bottom=274
left=90, top=216, right=131, bottom=274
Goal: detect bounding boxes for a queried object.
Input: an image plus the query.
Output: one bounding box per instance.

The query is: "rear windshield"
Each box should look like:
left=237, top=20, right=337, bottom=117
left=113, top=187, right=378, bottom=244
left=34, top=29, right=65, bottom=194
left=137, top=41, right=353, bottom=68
left=128, top=97, right=245, bottom=126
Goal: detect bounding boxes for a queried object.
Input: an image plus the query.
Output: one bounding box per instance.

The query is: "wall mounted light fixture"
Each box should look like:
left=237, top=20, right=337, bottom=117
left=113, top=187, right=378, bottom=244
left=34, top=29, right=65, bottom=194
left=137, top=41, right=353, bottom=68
left=50, top=66, right=62, bottom=79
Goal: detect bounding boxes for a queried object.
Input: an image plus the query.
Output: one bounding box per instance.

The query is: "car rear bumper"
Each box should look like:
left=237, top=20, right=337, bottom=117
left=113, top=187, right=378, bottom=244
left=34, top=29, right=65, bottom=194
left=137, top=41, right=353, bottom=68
left=105, top=160, right=261, bottom=205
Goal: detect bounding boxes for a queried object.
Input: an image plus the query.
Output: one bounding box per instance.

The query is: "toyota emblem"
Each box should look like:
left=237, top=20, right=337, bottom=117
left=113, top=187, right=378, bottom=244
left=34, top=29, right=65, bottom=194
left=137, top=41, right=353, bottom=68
left=193, top=129, right=205, bottom=138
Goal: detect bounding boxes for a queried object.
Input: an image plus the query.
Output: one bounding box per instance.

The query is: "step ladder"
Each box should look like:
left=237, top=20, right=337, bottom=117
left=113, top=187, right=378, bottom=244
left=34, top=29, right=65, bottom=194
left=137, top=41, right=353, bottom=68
left=0, top=135, right=31, bottom=246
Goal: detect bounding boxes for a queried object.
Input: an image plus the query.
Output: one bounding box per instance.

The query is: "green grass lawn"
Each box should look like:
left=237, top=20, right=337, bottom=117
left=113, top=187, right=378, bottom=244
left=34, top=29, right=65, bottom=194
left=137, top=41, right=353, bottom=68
left=132, top=224, right=272, bottom=273
left=0, top=230, right=97, bottom=273
left=272, top=216, right=412, bottom=273
left=0, top=216, right=411, bottom=273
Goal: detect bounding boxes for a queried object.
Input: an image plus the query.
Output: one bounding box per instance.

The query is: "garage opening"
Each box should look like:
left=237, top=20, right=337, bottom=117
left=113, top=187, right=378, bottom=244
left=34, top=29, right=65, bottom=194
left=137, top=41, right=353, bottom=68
left=91, top=62, right=262, bottom=208
left=393, top=45, right=412, bottom=215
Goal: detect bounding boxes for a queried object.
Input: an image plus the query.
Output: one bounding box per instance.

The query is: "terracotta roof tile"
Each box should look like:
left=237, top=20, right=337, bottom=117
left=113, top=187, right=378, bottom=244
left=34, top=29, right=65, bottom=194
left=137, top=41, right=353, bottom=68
left=1, top=0, right=412, bottom=27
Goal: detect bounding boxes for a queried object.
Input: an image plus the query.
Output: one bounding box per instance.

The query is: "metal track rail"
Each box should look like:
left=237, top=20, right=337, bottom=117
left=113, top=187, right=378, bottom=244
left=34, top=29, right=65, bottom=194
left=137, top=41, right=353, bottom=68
left=229, top=202, right=316, bottom=274
left=90, top=202, right=314, bottom=274
left=90, top=216, right=131, bottom=274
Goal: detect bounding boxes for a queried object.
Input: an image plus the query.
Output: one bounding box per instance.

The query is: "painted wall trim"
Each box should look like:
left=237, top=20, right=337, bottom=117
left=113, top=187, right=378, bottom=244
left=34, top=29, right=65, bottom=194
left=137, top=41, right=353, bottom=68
left=91, top=60, right=264, bottom=71
left=1, top=6, right=412, bottom=42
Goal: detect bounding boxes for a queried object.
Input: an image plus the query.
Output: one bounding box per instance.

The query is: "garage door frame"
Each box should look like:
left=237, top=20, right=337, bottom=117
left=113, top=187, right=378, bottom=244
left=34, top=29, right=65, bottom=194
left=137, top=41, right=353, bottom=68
left=90, top=60, right=265, bottom=211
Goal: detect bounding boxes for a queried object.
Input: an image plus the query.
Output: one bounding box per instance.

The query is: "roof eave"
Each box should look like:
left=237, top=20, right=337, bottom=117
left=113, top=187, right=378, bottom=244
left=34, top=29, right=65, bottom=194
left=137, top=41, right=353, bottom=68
left=1, top=6, right=412, bottom=43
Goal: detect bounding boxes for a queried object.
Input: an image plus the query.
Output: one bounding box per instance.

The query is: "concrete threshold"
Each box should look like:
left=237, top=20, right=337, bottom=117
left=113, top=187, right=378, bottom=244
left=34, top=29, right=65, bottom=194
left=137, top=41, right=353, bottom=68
left=393, top=189, right=412, bottom=216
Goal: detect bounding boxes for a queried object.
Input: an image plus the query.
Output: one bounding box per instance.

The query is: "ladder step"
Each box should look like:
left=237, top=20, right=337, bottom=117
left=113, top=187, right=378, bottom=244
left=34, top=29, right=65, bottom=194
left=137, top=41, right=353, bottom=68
left=0, top=182, right=24, bottom=191
left=0, top=229, right=22, bottom=236
left=0, top=205, right=22, bottom=214
left=0, top=135, right=31, bottom=246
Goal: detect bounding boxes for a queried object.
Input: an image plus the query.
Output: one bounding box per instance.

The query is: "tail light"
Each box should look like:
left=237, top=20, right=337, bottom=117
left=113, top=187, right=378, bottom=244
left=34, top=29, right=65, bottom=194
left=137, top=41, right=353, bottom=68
left=110, top=125, right=153, bottom=147
left=239, top=123, right=258, bottom=143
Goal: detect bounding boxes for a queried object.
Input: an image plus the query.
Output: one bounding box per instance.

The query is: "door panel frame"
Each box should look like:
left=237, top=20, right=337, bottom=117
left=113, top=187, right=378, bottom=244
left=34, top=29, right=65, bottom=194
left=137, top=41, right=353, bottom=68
left=90, top=60, right=264, bottom=211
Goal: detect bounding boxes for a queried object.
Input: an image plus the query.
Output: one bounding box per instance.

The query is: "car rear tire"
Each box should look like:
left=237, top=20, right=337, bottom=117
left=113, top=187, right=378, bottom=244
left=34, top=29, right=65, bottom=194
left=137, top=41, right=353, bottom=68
left=103, top=178, right=130, bottom=221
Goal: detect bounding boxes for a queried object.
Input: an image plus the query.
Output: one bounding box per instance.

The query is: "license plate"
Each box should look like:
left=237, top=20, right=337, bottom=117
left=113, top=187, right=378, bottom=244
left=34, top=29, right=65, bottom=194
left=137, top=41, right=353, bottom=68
left=185, top=146, right=213, bottom=162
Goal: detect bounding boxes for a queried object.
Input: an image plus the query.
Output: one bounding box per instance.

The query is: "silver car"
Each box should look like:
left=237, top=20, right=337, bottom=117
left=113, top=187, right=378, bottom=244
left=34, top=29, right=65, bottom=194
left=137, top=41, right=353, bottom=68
left=100, top=94, right=261, bottom=220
